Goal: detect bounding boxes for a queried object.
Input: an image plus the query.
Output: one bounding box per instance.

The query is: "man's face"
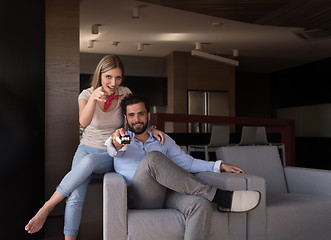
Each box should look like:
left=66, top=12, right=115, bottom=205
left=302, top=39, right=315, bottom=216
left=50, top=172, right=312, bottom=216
left=125, top=102, right=150, bottom=134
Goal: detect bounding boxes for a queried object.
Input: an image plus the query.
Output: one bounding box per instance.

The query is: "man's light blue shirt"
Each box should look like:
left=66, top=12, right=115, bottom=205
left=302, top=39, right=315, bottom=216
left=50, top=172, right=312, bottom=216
left=105, top=130, right=222, bottom=185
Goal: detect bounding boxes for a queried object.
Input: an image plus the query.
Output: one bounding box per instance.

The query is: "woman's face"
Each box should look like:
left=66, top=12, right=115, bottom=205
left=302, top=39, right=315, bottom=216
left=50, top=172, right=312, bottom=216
left=100, top=68, right=123, bottom=95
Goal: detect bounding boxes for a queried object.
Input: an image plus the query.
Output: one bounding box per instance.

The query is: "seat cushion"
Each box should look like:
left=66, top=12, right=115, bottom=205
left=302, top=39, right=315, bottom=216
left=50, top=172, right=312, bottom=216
left=267, top=193, right=331, bottom=240
left=128, top=209, right=185, bottom=240
left=127, top=206, right=247, bottom=240
left=209, top=206, right=246, bottom=240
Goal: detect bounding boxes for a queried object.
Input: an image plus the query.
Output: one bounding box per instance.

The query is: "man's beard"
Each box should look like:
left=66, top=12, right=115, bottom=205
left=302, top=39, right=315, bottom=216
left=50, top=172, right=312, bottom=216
left=126, top=119, right=149, bottom=135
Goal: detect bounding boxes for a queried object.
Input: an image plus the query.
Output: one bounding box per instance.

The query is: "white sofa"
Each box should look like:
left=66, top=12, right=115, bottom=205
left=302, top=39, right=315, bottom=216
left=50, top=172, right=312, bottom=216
left=216, top=145, right=331, bottom=240
left=103, top=171, right=265, bottom=240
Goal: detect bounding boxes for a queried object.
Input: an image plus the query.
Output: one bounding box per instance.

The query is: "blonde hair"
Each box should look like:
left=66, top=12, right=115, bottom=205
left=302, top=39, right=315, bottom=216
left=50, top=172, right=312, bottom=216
left=91, top=55, right=124, bottom=89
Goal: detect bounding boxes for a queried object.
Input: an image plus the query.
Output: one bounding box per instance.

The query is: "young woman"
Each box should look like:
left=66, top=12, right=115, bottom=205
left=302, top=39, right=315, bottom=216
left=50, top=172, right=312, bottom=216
left=25, top=55, right=165, bottom=240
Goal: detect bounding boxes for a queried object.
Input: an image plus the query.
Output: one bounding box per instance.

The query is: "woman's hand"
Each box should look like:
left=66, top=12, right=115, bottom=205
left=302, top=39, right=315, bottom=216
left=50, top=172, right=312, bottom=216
left=220, top=163, right=245, bottom=174
left=90, top=86, right=106, bottom=102
left=150, top=126, right=165, bottom=145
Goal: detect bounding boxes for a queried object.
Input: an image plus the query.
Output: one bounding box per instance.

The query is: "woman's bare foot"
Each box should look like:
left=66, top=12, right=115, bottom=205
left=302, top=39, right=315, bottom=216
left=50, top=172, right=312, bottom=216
left=25, top=203, right=53, bottom=234
left=25, top=190, right=65, bottom=234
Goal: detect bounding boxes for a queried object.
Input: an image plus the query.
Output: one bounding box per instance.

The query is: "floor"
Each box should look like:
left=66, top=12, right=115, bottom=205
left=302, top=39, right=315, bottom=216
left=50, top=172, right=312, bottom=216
left=40, top=216, right=65, bottom=240
left=24, top=180, right=104, bottom=240
left=25, top=214, right=103, bottom=240
left=22, top=216, right=64, bottom=240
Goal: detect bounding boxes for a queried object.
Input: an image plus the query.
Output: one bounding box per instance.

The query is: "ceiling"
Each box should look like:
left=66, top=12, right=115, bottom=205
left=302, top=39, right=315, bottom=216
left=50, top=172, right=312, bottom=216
left=80, top=0, right=331, bottom=73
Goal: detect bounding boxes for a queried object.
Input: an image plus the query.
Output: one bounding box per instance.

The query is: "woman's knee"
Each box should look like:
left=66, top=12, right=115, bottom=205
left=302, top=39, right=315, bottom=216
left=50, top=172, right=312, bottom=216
left=66, top=189, right=86, bottom=206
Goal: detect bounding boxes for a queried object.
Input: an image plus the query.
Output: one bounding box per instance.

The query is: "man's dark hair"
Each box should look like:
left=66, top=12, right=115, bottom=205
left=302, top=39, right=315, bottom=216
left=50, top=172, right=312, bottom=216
left=120, top=94, right=150, bottom=115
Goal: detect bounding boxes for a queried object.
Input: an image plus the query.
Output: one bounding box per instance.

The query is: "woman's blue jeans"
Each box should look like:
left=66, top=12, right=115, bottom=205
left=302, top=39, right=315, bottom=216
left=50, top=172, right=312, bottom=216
left=56, top=143, right=114, bottom=236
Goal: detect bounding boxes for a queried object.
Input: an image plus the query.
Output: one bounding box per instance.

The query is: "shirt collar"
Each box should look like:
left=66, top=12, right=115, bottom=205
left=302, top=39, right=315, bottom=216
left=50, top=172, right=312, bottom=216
left=127, top=129, right=154, bottom=142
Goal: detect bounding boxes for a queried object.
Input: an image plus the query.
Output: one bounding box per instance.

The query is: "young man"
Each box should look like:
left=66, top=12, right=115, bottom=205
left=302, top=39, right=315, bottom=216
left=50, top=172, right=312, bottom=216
left=105, top=94, right=260, bottom=240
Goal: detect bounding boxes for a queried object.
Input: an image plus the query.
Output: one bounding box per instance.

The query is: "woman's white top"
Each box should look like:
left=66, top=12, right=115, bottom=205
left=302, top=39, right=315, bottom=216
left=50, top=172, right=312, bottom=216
left=78, top=86, right=131, bottom=150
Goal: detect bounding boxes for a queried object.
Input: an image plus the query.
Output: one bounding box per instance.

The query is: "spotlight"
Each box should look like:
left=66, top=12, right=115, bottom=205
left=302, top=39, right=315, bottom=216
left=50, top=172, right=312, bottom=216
left=137, top=43, right=144, bottom=51
left=88, top=40, right=95, bottom=48
left=195, top=42, right=202, bottom=50
left=233, top=49, right=239, bottom=57
left=132, top=7, right=139, bottom=19
left=92, top=24, right=100, bottom=34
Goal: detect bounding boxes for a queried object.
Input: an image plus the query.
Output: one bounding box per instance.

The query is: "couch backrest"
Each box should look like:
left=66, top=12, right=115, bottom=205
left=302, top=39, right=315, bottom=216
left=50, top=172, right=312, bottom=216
left=216, top=145, right=288, bottom=194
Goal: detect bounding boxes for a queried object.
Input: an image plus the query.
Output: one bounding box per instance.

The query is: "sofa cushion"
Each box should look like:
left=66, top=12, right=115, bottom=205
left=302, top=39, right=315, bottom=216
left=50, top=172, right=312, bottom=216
left=128, top=209, right=185, bottom=240
left=216, top=146, right=288, bottom=194
left=209, top=206, right=246, bottom=240
left=267, top=193, right=331, bottom=240
left=128, top=207, right=246, bottom=240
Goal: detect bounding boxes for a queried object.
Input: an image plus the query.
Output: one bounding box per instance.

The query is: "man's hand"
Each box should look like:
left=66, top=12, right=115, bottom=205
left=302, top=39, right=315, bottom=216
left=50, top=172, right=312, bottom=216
left=112, top=128, right=131, bottom=151
left=220, top=163, right=245, bottom=174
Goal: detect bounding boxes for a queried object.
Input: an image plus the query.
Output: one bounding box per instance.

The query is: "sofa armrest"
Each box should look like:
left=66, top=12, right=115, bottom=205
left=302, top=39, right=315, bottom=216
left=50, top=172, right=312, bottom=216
left=103, top=172, right=128, bottom=240
left=195, top=172, right=264, bottom=191
left=285, top=166, right=331, bottom=196
left=195, top=172, right=267, bottom=240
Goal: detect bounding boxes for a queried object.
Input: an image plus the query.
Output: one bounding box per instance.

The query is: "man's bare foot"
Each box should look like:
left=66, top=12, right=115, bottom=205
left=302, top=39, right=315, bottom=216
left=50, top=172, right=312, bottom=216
left=25, top=204, right=52, bottom=234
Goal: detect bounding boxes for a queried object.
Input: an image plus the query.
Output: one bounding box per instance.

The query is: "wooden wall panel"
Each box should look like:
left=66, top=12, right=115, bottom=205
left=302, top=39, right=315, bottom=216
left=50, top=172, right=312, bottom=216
left=165, top=51, right=236, bottom=132
left=187, top=56, right=235, bottom=91
left=165, top=52, right=189, bottom=132
left=45, top=0, right=80, bottom=215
